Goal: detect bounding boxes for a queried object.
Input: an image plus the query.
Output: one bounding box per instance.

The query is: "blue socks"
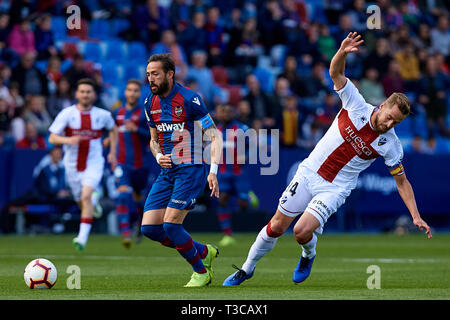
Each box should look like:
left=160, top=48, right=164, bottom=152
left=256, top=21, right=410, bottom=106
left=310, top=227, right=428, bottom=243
left=141, top=223, right=208, bottom=273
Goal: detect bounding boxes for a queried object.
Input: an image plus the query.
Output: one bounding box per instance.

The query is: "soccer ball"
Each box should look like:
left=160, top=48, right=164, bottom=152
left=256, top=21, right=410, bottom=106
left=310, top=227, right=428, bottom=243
left=24, top=258, right=58, bottom=289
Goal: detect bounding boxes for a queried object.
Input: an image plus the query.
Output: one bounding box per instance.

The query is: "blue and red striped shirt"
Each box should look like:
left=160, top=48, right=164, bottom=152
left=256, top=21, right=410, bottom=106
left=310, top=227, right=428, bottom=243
left=144, top=82, right=214, bottom=167
left=217, top=120, right=250, bottom=175
left=114, top=105, right=150, bottom=169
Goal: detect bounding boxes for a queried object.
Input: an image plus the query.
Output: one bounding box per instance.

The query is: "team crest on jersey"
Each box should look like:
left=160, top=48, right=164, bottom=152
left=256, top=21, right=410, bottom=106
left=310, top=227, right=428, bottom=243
left=360, top=116, right=367, bottom=123
left=280, top=195, right=288, bottom=205
left=174, top=105, right=183, bottom=117
left=378, top=137, right=387, bottom=146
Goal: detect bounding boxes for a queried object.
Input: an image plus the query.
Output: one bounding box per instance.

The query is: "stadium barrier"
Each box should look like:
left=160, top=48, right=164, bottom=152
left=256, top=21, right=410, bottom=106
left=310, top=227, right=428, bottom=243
left=1, top=148, right=449, bottom=232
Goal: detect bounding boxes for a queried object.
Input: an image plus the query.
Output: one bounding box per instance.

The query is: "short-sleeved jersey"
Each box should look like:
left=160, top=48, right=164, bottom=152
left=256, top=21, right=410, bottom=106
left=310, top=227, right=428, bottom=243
left=144, top=82, right=214, bottom=167
left=113, top=105, right=150, bottom=169
left=301, top=78, right=404, bottom=191
left=216, top=120, right=249, bottom=175
left=49, top=105, right=115, bottom=172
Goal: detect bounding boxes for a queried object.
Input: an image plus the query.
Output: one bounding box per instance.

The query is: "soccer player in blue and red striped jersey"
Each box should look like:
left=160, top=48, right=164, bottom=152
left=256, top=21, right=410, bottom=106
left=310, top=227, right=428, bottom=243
left=141, top=53, right=223, bottom=287
left=113, top=79, right=151, bottom=248
left=215, top=103, right=252, bottom=247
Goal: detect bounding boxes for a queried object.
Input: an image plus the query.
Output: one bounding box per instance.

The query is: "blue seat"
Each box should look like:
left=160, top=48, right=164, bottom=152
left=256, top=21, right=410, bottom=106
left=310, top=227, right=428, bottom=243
left=128, top=41, right=148, bottom=61
left=83, top=42, right=103, bottom=62
left=89, top=19, right=111, bottom=39
left=104, top=39, right=127, bottom=62
left=111, top=18, right=130, bottom=37
left=101, top=61, right=124, bottom=85
left=51, top=16, right=67, bottom=40
left=253, top=67, right=274, bottom=93
left=124, top=61, right=145, bottom=81
left=395, top=116, right=412, bottom=138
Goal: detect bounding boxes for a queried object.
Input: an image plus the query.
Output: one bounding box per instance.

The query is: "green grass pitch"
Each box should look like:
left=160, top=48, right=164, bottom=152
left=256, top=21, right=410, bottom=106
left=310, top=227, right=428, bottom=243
left=1, top=233, right=449, bottom=300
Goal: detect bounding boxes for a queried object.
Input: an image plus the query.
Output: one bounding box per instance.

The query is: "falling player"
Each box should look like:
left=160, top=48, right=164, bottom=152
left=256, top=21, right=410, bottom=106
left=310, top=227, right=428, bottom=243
left=223, top=32, right=432, bottom=286
left=113, top=79, right=151, bottom=248
left=49, top=78, right=117, bottom=251
left=141, top=53, right=223, bottom=287
left=214, top=103, right=251, bottom=247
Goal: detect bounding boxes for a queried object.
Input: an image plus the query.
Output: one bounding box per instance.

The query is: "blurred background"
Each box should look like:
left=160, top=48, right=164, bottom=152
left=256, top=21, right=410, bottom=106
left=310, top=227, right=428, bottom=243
left=0, top=0, right=449, bottom=236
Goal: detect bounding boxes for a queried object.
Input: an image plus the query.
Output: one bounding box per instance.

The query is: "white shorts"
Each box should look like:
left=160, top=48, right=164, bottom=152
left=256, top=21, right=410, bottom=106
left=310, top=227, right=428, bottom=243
left=277, top=163, right=351, bottom=234
left=65, top=159, right=104, bottom=202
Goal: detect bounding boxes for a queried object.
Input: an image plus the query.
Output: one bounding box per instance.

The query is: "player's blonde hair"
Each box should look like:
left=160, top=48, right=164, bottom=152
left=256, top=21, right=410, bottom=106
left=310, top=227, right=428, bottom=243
left=386, top=92, right=411, bottom=116
left=386, top=92, right=410, bottom=116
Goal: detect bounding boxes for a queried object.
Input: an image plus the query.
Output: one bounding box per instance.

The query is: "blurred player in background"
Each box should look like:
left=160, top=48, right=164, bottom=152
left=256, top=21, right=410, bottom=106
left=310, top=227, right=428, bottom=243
left=113, top=79, right=150, bottom=248
left=141, top=53, right=223, bottom=287
left=224, top=32, right=432, bottom=286
left=48, top=78, right=117, bottom=251
left=214, top=103, right=251, bottom=247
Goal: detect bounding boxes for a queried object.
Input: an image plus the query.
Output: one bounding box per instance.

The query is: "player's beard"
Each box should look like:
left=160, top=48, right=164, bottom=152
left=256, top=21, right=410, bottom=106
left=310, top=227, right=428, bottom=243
left=150, top=76, right=170, bottom=96
left=373, top=113, right=389, bottom=134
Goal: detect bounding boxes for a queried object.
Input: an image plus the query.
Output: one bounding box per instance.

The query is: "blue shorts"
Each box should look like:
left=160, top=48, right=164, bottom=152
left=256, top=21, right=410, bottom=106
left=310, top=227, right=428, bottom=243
left=114, top=164, right=150, bottom=194
left=218, top=172, right=250, bottom=201
left=144, top=164, right=207, bottom=211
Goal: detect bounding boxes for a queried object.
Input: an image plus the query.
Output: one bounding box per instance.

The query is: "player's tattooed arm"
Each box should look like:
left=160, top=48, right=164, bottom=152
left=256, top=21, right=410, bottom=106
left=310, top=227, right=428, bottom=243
left=394, top=173, right=432, bottom=239
left=330, top=32, right=364, bottom=91
left=203, top=124, right=223, bottom=198
left=150, top=127, right=172, bottom=168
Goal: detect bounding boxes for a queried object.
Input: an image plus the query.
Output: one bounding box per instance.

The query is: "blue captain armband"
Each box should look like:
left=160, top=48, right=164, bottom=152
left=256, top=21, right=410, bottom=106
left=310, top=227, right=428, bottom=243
left=198, top=114, right=214, bottom=130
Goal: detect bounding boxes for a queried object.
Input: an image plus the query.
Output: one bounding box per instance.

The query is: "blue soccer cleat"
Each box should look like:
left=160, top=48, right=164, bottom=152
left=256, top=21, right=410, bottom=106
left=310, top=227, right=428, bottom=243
left=292, top=255, right=315, bottom=283
left=223, top=264, right=254, bottom=286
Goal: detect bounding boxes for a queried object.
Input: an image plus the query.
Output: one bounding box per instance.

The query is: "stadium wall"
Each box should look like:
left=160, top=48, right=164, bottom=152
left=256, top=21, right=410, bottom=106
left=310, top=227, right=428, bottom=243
left=1, top=149, right=449, bottom=232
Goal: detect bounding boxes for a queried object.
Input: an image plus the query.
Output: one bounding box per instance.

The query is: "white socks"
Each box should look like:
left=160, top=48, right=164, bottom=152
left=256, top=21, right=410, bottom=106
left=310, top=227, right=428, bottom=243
left=301, top=233, right=317, bottom=259
left=242, top=225, right=278, bottom=274
left=77, top=222, right=92, bottom=245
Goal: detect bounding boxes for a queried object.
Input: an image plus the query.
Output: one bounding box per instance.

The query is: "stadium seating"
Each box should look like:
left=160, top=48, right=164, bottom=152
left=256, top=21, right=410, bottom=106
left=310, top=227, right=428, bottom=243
left=51, top=16, right=67, bottom=40
left=104, top=39, right=128, bottom=62
left=211, top=66, right=229, bottom=88
left=127, top=41, right=148, bottom=61
left=88, top=19, right=112, bottom=40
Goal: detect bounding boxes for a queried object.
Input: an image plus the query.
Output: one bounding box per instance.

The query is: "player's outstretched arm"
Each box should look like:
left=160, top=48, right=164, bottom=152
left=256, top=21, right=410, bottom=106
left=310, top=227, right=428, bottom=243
left=394, top=173, right=432, bottom=239
left=204, top=125, right=223, bottom=198
left=48, top=133, right=81, bottom=145
left=329, top=32, right=364, bottom=90
left=149, top=127, right=172, bottom=168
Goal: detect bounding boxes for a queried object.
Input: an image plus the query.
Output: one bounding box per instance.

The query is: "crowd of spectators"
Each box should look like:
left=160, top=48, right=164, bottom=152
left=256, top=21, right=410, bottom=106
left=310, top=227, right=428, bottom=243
left=0, top=0, right=448, bottom=155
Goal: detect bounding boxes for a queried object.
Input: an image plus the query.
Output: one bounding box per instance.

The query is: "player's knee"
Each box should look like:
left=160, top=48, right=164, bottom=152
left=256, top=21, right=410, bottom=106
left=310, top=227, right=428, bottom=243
left=141, top=224, right=165, bottom=242
left=267, top=220, right=284, bottom=238
left=293, top=225, right=313, bottom=244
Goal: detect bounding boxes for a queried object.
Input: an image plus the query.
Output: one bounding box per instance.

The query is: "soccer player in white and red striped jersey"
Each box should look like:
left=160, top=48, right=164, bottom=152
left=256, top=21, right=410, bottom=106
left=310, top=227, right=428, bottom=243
left=49, top=78, right=118, bottom=251
left=223, top=32, right=432, bottom=286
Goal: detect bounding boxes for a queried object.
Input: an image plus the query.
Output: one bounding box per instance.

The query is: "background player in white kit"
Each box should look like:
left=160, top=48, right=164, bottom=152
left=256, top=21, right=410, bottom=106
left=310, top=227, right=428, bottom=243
left=223, top=32, right=432, bottom=286
left=48, top=78, right=117, bottom=251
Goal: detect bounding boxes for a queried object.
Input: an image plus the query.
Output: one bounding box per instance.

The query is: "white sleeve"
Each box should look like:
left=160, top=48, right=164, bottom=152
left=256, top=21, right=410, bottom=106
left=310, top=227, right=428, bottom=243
left=335, top=78, right=367, bottom=113
left=384, top=136, right=404, bottom=169
left=48, top=109, right=68, bottom=135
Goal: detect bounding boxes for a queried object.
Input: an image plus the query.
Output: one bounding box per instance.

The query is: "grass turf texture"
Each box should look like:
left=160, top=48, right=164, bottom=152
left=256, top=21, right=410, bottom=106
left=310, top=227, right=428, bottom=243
left=1, top=233, right=449, bottom=300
